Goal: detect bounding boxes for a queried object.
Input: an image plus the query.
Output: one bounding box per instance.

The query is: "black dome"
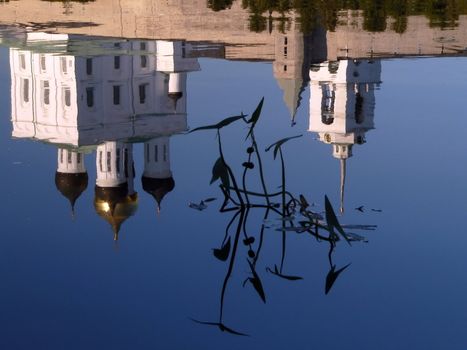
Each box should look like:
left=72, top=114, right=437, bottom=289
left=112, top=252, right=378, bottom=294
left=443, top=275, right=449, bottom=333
left=55, top=171, right=88, bottom=209
left=141, top=176, right=175, bottom=207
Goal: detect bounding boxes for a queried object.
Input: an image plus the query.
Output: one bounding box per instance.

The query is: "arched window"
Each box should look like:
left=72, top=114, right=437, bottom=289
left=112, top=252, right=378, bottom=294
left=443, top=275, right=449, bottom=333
left=116, top=148, right=121, bottom=174
left=19, top=54, right=26, bottom=70
left=139, top=84, right=147, bottom=104
left=106, top=152, right=111, bottom=172
left=355, top=92, right=364, bottom=124
left=40, top=55, right=46, bottom=72
left=60, top=57, right=67, bottom=74
left=42, top=81, right=50, bottom=106
left=86, top=58, right=93, bottom=75
left=21, top=78, right=29, bottom=103
left=63, top=87, right=71, bottom=107
left=86, top=87, right=94, bottom=108
left=113, top=85, right=121, bottom=105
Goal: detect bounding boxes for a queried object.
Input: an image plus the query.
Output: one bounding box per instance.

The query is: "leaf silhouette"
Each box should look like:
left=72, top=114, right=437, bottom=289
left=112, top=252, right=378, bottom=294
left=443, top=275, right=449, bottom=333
left=325, top=263, right=351, bottom=294
left=267, top=265, right=303, bottom=281
left=189, top=114, right=246, bottom=133
left=299, top=194, right=309, bottom=210
left=210, top=157, right=230, bottom=189
left=324, top=195, right=351, bottom=245
left=265, top=135, right=302, bottom=159
left=246, top=259, right=266, bottom=303
left=246, top=97, right=264, bottom=139
left=190, top=318, right=249, bottom=336
left=213, top=237, right=231, bottom=261
left=203, top=197, right=217, bottom=203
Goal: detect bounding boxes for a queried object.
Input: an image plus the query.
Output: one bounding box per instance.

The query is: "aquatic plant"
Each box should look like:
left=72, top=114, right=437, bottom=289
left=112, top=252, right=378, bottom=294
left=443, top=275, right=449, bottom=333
left=188, top=98, right=376, bottom=335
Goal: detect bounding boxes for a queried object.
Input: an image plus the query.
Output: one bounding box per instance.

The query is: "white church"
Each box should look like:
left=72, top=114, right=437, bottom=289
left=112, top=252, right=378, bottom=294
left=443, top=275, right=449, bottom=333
left=10, top=32, right=200, bottom=240
left=308, top=59, right=381, bottom=214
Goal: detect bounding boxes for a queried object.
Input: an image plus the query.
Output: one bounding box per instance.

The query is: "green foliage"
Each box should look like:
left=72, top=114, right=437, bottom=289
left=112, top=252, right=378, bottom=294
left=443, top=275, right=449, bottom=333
left=209, top=0, right=467, bottom=33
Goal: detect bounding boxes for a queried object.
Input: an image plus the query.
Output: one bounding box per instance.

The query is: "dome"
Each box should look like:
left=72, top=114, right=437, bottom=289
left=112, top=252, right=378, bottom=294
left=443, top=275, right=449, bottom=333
left=55, top=171, right=88, bottom=213
left=141, top=176, right=175, bottom=210
left=168, top=91, right=183, bottom=110
left=94, top=184, right=138, bottom=241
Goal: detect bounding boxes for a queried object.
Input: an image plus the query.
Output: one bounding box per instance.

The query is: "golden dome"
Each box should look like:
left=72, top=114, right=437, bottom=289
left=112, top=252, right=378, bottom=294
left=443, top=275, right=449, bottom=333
left=94, top=185, right=138, bottom=241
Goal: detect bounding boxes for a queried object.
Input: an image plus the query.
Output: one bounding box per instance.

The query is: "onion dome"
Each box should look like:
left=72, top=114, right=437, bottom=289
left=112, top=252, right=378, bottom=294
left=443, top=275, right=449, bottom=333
left=141, top=176, right=175, bottom=212
left=94, top=184, right=138, bottom=241
left=55, top=171, right=88, bottom=216
left=168, top=92, right=183, bottom=111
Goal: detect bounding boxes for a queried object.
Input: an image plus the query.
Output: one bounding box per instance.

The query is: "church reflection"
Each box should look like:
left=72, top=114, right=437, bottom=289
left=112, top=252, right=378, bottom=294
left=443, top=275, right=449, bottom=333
left=308, top=59, right=382, bottom=214
left=10, top=32, right=200, bottom=240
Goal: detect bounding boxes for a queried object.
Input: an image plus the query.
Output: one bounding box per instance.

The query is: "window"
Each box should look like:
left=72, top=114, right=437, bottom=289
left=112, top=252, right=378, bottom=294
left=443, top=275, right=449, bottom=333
left=106, top=151, right=111, bottom=172
left=19, top=54, right=26, bottom=70
left=99, top=151, right=103, bottom=172
left=163, top=145, right=167, bottom=162
left=77, top=153, right=81, bottom=164
left=42, top=81, right=50, bottom=106
left=283, top=65, right=287, bottom=72
left=154, top=145, right=158, bottom=162
left=124, top=148, right=129, bottom=178
left=355, top=92, right=364, bottom=124
left=139, top=84, right=147, bottom=104
left=140, top=42, right=146, bottom=51
left=64, top=87, right=71, bottom=107
left=114, top=56, right=120, bottom=70
left=21, top=78, right=29, bottom=103
left=113, top=85, right=121, bottom=105
left=116, top=148, right=121, bottom=174
left=60, top=57, right=67, bottom=74
left=40, top=55, right=46, bottom=72
left=67, top=151, right=72, bottom=164
left=86, top=58, right=93, bottom=75
left=86, top=87, right=94, bottom=108
left=283, top=46, right=287, bottom=58
left=284, top=37, right=288, bottom=45
left=182, top=42, right=186, bottom=58
left=140, top=55, right=147, bottom=68
left=60, top=149, right=64, bottom=163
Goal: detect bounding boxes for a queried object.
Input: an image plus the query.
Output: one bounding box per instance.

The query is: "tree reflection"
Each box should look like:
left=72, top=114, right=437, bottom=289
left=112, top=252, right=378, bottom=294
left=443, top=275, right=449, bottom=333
left=209, top=0, right=467, bottom=33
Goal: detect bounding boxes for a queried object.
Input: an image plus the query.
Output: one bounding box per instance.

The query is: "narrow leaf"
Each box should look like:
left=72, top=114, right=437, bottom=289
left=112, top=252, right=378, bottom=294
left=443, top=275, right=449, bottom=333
left=189, top=115, right=245, bottom=133
left=212, top=237, right=231, bottom=261
left=324, top=195, right=351, bottom=245
left=190, top=319, right=249, bottom=337
left=265, top=135, right=302, bottom=159
left=210, top=157, right=230, bottom=189
left=246, top=97, right=264, bottom=139
left=325, top=263, right=351, bottom=294
left=247, top=259, right=266, bottom=303
left=267, top=265, right=303, bottom=281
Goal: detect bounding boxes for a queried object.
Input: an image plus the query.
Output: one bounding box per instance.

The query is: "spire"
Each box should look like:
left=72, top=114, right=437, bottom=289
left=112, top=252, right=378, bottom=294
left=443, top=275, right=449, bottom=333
left=276, top=77, right=306, bottom=122
left=112, top=221, right=120, bottom=241
left=339, top=158, right=346, bottom=215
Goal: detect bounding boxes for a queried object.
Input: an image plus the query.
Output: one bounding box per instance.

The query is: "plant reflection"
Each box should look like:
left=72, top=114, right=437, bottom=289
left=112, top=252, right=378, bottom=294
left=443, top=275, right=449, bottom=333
left=189, top=99, right=376, bottom=335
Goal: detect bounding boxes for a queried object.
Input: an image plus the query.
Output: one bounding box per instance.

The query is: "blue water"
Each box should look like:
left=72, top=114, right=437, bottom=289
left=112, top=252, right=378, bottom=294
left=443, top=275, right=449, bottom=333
left=1, top=42, right=467, bottom=349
